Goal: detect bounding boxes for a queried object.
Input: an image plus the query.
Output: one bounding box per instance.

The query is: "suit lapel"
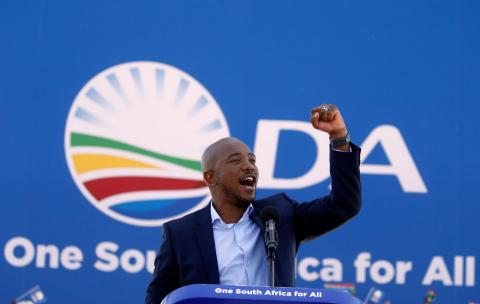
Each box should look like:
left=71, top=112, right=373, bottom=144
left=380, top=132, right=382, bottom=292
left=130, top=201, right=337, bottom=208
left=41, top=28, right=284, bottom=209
left=194, top=203, right=220, bottom=284
left=249, top=204, right=265, bottom=235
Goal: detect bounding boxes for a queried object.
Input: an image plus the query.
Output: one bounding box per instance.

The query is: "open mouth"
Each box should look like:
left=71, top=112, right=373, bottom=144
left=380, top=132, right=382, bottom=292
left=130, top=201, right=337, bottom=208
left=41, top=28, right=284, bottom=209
left=239, top=175, right=257, bottom=189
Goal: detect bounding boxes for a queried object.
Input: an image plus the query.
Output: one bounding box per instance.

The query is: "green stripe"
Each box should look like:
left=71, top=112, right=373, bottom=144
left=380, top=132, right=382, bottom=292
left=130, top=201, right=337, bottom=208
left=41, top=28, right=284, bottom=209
left=70, top=132, right=201, bottom=171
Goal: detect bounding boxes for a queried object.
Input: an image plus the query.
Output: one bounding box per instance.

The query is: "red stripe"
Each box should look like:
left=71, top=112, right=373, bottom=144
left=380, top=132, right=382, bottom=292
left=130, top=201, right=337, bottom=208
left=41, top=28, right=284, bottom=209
left=84, top=176, right=206, bottom=201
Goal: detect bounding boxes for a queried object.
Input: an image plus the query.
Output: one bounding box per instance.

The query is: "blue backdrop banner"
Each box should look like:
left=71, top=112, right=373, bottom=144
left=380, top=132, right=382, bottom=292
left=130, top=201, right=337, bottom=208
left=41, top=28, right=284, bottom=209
left=1, top=1, right=479, bottom=303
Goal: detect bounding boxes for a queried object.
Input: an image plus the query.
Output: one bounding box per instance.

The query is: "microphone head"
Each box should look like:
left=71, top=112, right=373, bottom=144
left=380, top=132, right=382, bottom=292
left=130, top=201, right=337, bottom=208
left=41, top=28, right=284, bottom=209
left=260, top=206, right=280, bottom=224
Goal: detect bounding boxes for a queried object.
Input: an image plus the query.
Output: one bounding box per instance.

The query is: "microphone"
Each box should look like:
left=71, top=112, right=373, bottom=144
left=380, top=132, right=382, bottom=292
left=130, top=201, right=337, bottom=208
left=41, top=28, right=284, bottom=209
left=260, top=206, right=280, bottom=287
left=260, top=206, right=280, bottom=254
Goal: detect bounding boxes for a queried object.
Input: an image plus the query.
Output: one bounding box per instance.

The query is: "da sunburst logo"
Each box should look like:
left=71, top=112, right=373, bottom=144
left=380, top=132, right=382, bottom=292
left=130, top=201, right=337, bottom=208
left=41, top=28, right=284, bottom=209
left=65, top=62, right=230, bottom=226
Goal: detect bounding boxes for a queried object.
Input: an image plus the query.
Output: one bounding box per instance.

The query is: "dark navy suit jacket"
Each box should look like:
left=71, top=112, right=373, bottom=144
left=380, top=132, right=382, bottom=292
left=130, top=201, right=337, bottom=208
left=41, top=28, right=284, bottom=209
left=145, top=145, right=361, bottom=304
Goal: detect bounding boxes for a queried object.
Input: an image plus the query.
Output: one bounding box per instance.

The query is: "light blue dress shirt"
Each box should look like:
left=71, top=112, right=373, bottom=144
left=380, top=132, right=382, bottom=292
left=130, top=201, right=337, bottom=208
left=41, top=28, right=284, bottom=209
left=210, top=203, right=268, bottom=286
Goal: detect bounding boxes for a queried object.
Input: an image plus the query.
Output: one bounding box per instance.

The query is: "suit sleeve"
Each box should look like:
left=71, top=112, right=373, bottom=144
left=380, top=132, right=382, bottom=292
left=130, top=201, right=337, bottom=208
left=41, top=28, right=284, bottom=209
left=145, top=223, right=180, bottom=304
left=293, top=143, right=361, bottom=242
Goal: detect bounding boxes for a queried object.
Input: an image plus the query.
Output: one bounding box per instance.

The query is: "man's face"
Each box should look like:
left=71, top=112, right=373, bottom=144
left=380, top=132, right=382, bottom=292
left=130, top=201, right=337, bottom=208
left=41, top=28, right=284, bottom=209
left=208, top=140, right=259, bottom=206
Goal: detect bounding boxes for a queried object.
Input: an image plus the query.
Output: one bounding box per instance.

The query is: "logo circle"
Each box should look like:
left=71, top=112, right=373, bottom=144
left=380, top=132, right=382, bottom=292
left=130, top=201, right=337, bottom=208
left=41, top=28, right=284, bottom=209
left=65, top=61, right=230, bottom=226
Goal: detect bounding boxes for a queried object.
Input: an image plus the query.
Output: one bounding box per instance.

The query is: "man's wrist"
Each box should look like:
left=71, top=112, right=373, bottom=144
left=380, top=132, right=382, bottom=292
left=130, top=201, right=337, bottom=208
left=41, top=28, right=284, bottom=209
left=330, top=132, right=350, bottom=150
left=329, top=128, right=348, bottom=139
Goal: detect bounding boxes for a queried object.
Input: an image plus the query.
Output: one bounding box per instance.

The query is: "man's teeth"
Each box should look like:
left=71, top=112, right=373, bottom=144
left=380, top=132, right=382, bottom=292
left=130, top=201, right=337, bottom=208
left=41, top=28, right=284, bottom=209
left=240, top=176, right=255, bottom=186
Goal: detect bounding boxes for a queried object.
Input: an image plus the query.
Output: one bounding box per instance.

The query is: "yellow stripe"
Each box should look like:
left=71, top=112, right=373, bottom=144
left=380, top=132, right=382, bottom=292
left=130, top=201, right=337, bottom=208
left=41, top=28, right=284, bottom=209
left=72, top=153, right=161, bottom=174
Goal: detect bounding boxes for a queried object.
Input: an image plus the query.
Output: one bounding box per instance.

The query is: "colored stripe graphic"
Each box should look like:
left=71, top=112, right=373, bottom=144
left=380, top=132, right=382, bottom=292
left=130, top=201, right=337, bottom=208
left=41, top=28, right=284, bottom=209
left=72, top=153, right=162, bottom=174
left=70, top=132, right=201, bottom=171
left=111, top=197, right=206, bottom=219
left=84, top=176, right=206, bottom=201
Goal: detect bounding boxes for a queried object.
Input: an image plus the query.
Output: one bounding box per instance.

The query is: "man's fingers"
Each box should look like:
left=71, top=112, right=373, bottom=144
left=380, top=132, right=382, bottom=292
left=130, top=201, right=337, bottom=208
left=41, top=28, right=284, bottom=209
left=320, top=109, right=328, bottom=121
left=326, top=111, right=334, bottom=121
left=310, top=113, right=316, bottom=127
left=311, top=105, right=339, bottom=121
left=327, top=109, right=339, bottom=121
left=310, top=104, right=346, bottom=135
left=310, top=104, right=342, bottom=132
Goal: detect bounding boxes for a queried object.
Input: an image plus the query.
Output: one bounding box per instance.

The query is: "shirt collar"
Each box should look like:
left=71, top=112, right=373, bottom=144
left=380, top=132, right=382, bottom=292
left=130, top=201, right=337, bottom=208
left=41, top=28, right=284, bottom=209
left=210, top=201, right=254, bottom=225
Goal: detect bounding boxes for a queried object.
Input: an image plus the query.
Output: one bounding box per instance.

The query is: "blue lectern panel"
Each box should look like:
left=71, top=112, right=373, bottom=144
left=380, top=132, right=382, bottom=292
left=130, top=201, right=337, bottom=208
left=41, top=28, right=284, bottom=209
left=163, top=285, right=362, bottom=304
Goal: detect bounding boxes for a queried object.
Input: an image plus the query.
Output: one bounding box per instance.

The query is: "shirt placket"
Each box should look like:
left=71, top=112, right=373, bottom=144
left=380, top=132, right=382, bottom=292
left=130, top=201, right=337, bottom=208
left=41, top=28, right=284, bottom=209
left=235, top=220, right=251, bottom=284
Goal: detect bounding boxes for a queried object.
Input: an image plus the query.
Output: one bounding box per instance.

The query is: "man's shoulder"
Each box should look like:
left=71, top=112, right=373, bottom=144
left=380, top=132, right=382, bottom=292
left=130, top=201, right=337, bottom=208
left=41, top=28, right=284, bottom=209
left=253, top=192, right=295, bottom=209
left=163, top=205, right=208, bottom=231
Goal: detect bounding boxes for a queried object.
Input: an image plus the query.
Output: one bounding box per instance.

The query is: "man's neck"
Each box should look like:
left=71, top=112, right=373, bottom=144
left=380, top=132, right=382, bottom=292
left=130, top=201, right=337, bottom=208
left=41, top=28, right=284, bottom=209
left=212, top=199, right=250, bottom=224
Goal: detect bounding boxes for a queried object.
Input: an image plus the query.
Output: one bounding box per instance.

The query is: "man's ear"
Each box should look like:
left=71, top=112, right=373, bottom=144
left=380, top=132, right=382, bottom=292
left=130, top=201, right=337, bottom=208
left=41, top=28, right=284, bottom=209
left=203, top=170, right=215, bottom=186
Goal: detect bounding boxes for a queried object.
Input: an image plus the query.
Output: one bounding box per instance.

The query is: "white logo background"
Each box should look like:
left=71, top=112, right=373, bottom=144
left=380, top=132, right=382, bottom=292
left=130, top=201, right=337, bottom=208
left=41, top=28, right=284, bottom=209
left=65, top=61, right=230, bottom=226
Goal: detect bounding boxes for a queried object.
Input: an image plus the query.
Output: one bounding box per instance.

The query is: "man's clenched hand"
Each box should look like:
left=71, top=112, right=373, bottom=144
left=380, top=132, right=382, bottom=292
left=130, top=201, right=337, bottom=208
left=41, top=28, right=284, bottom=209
left=310, top=104, right=350, bottom=151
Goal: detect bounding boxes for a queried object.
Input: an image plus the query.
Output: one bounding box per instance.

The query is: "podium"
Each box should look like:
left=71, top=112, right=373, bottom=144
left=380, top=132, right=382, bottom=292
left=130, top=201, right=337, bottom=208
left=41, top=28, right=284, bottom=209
left=162, top=284, right=362, bottom=304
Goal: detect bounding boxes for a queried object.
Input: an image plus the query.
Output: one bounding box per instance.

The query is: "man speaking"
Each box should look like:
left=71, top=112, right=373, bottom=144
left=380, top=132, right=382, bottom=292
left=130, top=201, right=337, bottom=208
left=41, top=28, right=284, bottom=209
left=145, top=104, right=361, bottom=303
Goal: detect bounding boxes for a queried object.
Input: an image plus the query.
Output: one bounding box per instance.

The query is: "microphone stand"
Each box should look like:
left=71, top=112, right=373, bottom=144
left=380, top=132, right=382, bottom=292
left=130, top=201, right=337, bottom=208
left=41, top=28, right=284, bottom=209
left=260, top=206, right=280, bottom=288
left=265, top=220, right=278, bottom=287
left=267, top=250, right=276, bottom=287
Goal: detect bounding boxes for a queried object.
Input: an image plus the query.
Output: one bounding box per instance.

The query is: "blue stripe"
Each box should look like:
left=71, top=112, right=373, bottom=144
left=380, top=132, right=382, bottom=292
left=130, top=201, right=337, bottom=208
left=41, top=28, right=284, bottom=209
left=189, top=95, right=209, bottom=116
left=113, top=199, right=177, bottom=211
left=199, top=119, right=222, bottom=133
left=176, top=79, right=189, bottom=103
left=156, top=68, right=165, bottom=99
left=85, top=88, right=115, bottom=112
left=74, top=107, right=107, bottom=127
left=106, top=73, right=127, bottom=103
left=130, top=67, right=144, bottom=97
left=111, top=196, right=206, bottom=219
